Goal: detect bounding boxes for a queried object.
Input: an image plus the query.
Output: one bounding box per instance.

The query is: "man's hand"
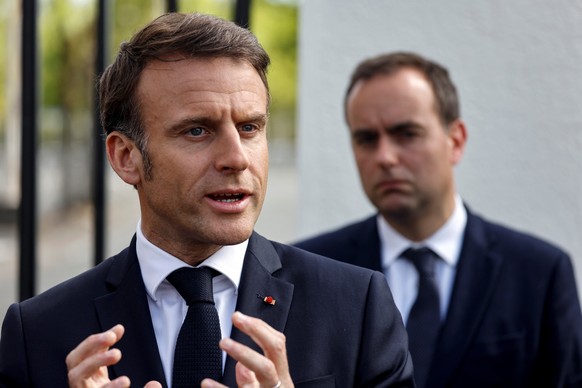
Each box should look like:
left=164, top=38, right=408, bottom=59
left=66, top=324, right=161, bottom=388
left=201, top=312, right=294, bottom=388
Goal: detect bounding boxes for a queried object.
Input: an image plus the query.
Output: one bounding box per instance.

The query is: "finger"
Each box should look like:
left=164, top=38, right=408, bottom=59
left=67, top=347, right=123, bottom=386
left=220, top=337, right=279, bottom=387
left=144, top=380, right=164, bottom=388
left=66, top=325, right=126, bottom=386
left=236, top=362, right=260, bottom=387
left=73, top=376, right=130, bottom=388
left=102, top=376, right=131, bottom=388
left=200, top=378, right=229, bottom=388
left=66, top=324, right=125, bottom=370
left=231, top=312, right=290, bottom=379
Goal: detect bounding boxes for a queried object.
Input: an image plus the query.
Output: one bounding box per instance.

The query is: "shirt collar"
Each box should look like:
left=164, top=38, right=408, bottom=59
left=135, top=220, right=247, bottom=302
left=378, top=194, right=467, bottom=267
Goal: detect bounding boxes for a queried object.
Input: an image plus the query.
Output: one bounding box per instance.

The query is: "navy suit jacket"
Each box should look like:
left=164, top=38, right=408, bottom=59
left=295, top=209, right=582, bottom=388
left=0, top=232, right=414, bottom=387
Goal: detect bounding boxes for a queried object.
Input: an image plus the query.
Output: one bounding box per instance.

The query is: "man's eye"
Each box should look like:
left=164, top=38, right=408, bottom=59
left=391, top=125, right=421, bottom=141
left=188, top=127, right=205, bottom=136
left=241, top=124, right=256, bottom=132
left=353, top=133, right=378, bottom=146
left=400, top=130, right=416, bottom=138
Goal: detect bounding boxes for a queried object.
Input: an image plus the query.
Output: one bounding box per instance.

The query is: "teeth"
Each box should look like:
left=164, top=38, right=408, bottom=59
left=213, top=193, right=243, bottom=202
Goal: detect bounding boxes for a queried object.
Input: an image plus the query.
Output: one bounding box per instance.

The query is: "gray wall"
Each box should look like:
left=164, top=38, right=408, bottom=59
left=296, top=1, right=582, bottom=294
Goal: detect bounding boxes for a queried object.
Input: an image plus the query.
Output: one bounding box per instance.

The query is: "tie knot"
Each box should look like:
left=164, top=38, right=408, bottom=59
left=402, top=247, right=437, bottom=277
left=167, top=267, right=215, bottom=305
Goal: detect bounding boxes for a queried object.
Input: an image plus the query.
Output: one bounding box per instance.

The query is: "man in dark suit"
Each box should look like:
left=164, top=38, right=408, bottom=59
left=295, top=52, right=582, bottom=388
left=0, top=14, right=414, bottom=388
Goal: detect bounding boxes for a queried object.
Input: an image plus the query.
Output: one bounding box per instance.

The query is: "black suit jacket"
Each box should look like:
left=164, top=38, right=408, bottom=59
left=0, top=232, right=414, bottom=387
left=295, top=209, right=582, bottom=388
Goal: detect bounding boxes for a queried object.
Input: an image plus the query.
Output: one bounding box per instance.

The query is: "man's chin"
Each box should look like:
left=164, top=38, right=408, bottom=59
left=377, top=199, right=416, bottom=219
left=208, top=223, right=255, bottom=246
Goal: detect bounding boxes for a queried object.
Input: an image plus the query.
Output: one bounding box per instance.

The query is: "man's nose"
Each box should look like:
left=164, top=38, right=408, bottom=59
left=375, top=136, right=399, bottom=168
left=214, top=127, right=250, bottom=172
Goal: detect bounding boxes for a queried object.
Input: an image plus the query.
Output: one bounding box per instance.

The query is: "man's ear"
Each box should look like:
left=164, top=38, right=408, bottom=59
left=106, top=131, right=143, bottom=186
left=448, top=119, right=467, bottom=166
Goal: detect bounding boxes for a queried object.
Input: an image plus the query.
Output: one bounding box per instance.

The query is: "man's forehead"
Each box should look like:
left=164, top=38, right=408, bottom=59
left=138, top=57, right=264, bottom=90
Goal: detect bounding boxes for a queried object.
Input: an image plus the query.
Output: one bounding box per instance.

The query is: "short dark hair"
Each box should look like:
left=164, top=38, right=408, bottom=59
left=99, top=12, right=271, bottom=148
left=345, top=52, right=459, bottom=126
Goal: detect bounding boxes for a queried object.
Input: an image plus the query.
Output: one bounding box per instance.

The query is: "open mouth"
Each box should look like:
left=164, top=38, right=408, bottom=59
left=208, top=193, right=245, bottom=203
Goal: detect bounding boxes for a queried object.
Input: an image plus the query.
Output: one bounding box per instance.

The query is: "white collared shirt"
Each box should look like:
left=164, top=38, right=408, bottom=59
left=136, top=220, right=247, bottom=387
left=378, top=195, right=467, bottom=324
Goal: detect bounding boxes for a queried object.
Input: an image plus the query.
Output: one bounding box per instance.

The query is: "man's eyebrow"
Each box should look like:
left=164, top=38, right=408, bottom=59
left=165, top=113, right=269, bottom=132
left=351, top=121, right=418, bottom=132
left=385, top=121, right=423, bottom=133
left=351, top=127, right=377, bottom=134
left=165, top=117, right=213, bottom=133
left=242, top=113, right=269, bottom=126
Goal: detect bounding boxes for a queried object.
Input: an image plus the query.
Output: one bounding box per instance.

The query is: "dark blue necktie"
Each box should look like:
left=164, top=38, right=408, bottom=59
left=402, top=247, right=441, bottom=388
left=167, top=267, right=222, bottom=387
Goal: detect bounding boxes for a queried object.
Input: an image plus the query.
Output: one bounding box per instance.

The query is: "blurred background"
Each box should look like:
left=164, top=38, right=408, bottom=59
left=1, top=0, right=582, bottom=324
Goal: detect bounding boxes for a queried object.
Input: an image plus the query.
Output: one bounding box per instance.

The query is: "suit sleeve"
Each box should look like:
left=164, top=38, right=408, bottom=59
left=535, top=252, right=582, bottom=387
left=0, top=303, right=30, bottom=387
left=357, top=271, right=415, bottom=387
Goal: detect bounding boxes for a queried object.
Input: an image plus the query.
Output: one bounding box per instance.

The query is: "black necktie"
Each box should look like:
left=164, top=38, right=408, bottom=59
left=167, top=267, right=222, bottom=387
left=402, top=247, right=441, bottom=388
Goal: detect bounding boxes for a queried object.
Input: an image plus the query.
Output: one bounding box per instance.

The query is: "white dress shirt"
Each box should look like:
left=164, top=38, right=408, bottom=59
left=135, top=220, right=246, bottom=387
left=378, top=195, right=467, bottom=324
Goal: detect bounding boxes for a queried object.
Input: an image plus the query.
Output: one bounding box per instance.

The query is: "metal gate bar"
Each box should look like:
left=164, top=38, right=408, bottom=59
left=19, top=0, right=38, bottom=301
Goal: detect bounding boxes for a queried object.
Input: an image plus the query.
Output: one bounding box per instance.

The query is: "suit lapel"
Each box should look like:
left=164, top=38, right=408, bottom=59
left=94, top=237, right=167, bottom=387
left=354, top=216, right=383, bottom=271
left=222, top=232, right=294, bottom=386
left=428, top=211, right=504, bottom=387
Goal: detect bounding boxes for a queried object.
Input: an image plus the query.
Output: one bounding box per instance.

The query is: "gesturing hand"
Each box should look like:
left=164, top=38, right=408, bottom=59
left=65, top=324, right=161, bottom=388
left=201, top=311, right=294, bottom=388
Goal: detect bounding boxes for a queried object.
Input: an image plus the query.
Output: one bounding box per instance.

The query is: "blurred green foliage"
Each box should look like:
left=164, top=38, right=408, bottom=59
left=0, top=0, right=297, bottom=144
